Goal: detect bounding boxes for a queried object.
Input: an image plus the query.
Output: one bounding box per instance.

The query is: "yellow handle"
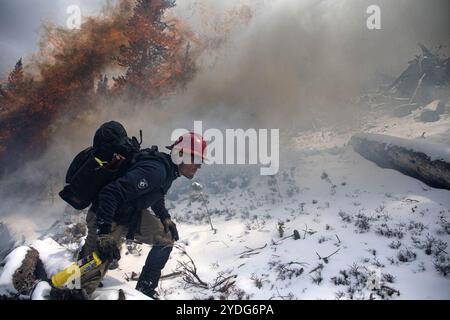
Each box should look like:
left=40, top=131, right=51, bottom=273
left=51, top=263, right=79, bottom=288
left=51, top=252, right=103, bottom=288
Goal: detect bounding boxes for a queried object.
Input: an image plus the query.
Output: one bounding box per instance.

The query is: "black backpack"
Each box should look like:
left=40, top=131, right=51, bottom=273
left=59, top=121, right=142, bottom=210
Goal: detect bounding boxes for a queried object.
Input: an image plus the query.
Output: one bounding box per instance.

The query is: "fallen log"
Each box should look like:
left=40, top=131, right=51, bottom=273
left=350, top=133, right=450, bottom=190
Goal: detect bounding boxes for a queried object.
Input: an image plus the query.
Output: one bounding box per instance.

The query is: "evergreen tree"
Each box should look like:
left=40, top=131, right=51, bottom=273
left=6, top=58, right=24, bottom=91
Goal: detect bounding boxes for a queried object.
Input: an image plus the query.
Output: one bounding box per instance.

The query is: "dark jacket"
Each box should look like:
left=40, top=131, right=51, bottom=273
left=93, top=150, right=179, bottom=235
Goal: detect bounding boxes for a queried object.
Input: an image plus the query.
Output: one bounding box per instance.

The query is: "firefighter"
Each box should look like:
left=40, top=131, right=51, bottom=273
left=80, top=132, right=207, bottom=299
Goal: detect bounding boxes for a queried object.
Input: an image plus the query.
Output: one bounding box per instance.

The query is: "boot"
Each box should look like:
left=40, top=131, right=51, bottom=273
left=135, top=245, right=172, bottom=299
left=136, top=279, right=160, bottom=300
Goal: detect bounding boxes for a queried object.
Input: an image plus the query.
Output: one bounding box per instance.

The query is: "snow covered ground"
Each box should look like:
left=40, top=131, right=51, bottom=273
left=1, top=107, right=449, bottom=300
left=108, top=109, right=450, bottom=300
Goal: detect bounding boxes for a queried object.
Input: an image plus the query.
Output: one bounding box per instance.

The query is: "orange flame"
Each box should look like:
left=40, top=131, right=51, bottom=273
left=0, top=0, right=199, bottom=171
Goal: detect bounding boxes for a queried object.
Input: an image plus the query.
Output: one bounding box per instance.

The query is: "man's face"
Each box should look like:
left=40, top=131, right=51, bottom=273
left=179, top=163, right=202, bottom=180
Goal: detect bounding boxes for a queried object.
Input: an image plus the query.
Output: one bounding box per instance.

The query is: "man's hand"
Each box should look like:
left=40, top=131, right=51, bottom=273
left=96, top=234, right=121, bottom=262
left=161, top=218, right=179, bottom=241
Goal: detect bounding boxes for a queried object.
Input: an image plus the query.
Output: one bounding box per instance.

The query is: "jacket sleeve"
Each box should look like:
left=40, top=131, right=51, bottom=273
left=151, top=196, right=171, bottom=221
left=96, top=161, right=166, bottom=234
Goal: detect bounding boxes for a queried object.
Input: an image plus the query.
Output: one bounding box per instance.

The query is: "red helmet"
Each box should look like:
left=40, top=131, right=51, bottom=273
left=169, top=132, right=208, bottom=164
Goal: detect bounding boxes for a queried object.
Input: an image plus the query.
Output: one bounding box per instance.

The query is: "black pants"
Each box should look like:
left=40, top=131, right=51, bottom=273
left=136, top=245, right=173, bottom=293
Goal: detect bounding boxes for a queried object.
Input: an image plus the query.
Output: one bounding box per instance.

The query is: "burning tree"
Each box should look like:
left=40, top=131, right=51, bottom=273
left=0, top=58, right=30, bottom=113
left=0, top=0, right=198, bottom=174
left=6, top=58, right=24, bottom=92
left=114, top=0, right=197, bottom=100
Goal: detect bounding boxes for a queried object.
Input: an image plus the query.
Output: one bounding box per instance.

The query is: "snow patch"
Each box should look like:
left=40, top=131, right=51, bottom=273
left=31, top=238, right=73, bottom=277
left=31, top=281, right=52, bottom=300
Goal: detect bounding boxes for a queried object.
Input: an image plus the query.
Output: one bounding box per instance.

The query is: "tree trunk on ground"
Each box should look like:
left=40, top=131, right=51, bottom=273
left=350, top=133, right=450, bottom=190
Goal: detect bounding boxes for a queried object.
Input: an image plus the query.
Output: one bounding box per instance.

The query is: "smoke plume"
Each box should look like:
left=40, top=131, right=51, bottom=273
left=0, top=0, right=449, bottom=238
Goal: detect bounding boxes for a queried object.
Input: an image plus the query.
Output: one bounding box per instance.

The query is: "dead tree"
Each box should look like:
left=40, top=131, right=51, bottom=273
left=174, top=245, right=237, bottom=294
left=386, top=44, right=450, bottom=105
left=350, top=133, right=450, bottom=190
left=175, top=245, right=208, bottom=289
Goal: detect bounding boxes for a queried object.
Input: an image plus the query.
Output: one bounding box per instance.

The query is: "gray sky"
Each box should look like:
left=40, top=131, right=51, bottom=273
left=1, top=0, right=449, bottom=77
left=0, top=0, right=108, bottom=74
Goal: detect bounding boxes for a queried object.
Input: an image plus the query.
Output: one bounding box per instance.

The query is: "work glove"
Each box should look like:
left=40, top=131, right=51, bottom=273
left=96, top=234, right=121, bottom=262
left=161, top=218, right=179, bottom=241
